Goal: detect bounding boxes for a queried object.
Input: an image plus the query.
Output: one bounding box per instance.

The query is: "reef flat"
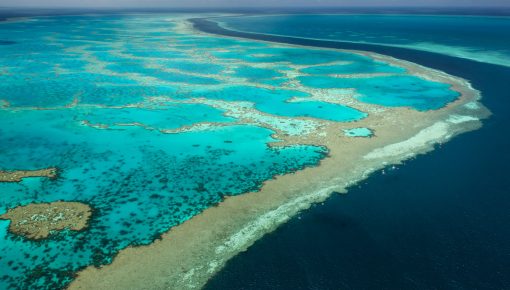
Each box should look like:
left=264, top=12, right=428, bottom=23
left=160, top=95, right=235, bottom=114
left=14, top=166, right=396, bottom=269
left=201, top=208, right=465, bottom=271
left=70, top=16, right=488, bottom=290
left=0, top=201, right=91, bottom=240
left=0, top=168, right=57, bottom=182
left=0, top=13, right=489, bottom=289
left=70, top=57, right=489, bottom=290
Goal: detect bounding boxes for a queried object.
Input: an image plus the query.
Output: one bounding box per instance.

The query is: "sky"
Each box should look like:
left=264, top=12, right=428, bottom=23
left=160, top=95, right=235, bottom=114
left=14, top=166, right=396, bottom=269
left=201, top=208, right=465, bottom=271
left=1, top=0, right=509, bottom=8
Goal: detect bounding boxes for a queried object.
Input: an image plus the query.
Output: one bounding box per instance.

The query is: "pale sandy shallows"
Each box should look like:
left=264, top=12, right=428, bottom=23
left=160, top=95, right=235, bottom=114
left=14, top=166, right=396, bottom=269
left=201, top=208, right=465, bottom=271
left=69, top=24, right=490, bottom=290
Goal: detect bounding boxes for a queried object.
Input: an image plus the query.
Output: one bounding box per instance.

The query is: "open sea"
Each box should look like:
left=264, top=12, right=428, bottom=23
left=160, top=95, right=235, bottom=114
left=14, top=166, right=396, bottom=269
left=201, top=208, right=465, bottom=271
left=202, top=12, right=510, bottom=290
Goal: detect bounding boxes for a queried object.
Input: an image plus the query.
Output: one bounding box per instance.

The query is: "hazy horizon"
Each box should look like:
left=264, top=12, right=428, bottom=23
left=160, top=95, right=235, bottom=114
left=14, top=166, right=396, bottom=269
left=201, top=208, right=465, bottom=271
left=1, top=0, right=509, bottom=9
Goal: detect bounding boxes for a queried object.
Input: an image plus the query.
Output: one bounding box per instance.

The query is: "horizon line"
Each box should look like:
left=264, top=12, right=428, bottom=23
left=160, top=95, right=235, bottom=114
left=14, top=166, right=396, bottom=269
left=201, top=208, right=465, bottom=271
left=1, top=5, right=510, bottom=9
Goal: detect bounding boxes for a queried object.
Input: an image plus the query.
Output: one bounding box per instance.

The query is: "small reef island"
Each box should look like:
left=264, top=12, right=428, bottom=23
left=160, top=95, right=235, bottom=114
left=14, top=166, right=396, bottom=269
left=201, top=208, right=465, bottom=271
left=0, top=14, right=489, bottom=289
left=0, top=201, right=92, bottom=240
left=0, top=168, right=58, bottom=183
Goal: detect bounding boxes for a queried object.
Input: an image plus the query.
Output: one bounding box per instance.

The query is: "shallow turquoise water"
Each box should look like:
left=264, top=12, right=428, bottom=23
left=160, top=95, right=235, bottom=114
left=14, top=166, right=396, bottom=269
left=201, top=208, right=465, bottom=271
left=343, top=127, right=373, bottom=137
left=81, top=104, right=234, bottom=129
left=299, top=75, right=459, bottom=110
left=187, top=86, right=367, bottom=121
left=301, top=61, right=405, bottom=74
left=0, top=14, right=462, bottom=289
left=232, top=65, right=283, bottom=81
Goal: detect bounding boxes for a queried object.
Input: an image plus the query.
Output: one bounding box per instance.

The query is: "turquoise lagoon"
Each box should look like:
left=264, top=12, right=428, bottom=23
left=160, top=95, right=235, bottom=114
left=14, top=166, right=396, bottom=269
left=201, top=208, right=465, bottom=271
left=299, top=75, right=459, bottom=111
left=343, top=127, right=374, bottom=138
left=0, top=14, right=461, bottom=288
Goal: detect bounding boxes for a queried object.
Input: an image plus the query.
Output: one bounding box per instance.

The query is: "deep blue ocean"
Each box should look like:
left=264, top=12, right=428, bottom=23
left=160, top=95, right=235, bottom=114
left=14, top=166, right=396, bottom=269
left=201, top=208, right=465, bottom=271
left=218, top=14, right=510, bottom=67
left=201, top=13, right=510, bottom=290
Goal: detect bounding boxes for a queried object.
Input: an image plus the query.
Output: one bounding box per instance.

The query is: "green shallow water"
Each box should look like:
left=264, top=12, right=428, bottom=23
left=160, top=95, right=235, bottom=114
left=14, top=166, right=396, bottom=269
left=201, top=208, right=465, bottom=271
left=0, top=14, right=461, bottom=289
